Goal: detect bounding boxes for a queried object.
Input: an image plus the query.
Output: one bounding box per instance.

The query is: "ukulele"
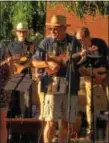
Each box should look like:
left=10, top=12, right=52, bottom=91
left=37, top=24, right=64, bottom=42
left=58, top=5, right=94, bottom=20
left=79, top=66, right=107, bottom=84
left=32, top=53, right=67, bottom=76
left=12, top=53, right=67, bottom=75
left=9, top=56, right=31, bottom=74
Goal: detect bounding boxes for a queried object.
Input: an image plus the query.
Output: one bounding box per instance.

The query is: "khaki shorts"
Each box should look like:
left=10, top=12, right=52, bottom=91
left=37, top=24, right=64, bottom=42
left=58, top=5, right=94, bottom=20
left=41, top=94, right=78, bottom=123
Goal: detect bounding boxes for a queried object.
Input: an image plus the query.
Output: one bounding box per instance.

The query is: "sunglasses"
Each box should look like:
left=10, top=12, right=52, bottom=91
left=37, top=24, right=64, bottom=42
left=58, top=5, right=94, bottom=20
left=49, top=27, right=59, bottom=31
left=49, top=26, right=65, bottom=31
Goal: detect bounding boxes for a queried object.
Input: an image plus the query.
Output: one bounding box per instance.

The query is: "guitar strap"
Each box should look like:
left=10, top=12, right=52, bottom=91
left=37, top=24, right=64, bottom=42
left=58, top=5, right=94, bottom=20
left=25, top=41, right=32, bottom=58
left=21, top=41, right=34, bottom=75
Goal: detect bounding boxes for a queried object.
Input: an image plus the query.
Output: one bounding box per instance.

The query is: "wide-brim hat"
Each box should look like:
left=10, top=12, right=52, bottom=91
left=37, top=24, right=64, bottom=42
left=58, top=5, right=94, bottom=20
left=13, top=22, right=28, bottom=32
left=46, top=15, right=70, bottom=27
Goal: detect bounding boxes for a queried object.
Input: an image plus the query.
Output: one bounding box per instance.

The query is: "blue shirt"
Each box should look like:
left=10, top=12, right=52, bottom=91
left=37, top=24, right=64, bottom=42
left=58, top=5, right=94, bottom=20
left=33, top=34, right=81, bottom=94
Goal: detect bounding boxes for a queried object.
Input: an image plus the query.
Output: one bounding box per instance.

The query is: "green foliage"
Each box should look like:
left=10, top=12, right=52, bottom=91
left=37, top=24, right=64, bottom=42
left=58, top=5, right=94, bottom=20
left=31, top=1, right=46, bottom=34
left=49, top=1, right=109, bottom=18
left=10, top=1, right=33, bottom=27
left=0, top=1, right=46, bottom=40
left=0, top=2, right=13, bottom=39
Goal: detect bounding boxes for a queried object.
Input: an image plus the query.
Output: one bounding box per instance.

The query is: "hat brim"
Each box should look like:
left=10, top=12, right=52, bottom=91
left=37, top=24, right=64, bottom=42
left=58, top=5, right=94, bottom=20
left=46, top=23, right=70, bottom=27
left=13, top=28, right=28, bottom=32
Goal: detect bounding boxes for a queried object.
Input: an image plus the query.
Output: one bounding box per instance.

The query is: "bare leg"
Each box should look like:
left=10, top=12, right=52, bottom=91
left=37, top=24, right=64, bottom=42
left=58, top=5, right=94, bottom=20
left=43, top=121, right=55, bottom=143
left=58, top=120, right=68, bottom=143
left=59, top=120, right=76, bottom=143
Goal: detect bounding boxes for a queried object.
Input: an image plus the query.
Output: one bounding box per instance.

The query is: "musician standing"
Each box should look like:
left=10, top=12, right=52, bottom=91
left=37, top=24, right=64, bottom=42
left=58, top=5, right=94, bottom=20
left=76, top=27, right=109, bottom=140
left=7, top=22, right=36, bottom=117
left=32, top=15, right=83, bottom=143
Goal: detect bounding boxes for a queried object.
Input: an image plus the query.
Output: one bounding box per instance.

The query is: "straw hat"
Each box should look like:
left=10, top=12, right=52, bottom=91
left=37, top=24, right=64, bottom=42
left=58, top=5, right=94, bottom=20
left=14, top=22, right=28, bottom=32
left=46, top=15, right=70, bottom=27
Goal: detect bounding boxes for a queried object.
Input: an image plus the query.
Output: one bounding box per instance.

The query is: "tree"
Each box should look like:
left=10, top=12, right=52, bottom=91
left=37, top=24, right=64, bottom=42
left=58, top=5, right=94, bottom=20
left=49, top=1, right=109, bottom=18
left=10, top=2, right=33, bottom=27
left=0, top=1, right=46, bottom=40
left=0, top=2, right=13, bottom=39
left=31, top=1, right=46, bottom=34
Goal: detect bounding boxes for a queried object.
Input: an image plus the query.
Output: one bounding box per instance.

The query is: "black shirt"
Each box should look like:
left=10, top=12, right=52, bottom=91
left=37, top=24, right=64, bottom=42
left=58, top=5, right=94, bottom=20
left=85, top=38, right=108, bottom=68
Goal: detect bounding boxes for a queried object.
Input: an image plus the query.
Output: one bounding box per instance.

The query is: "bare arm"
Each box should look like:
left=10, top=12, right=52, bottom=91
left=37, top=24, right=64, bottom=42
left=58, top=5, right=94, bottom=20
left=32, top=59, right=48, bottom=68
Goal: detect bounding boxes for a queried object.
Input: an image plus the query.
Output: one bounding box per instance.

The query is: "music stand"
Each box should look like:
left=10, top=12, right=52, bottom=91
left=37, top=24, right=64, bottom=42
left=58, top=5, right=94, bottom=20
left=5, top=73, right=33, bottom=117
left=5, top=73, right=32, bottom=92
left=5, top=73, right=32, bottom=142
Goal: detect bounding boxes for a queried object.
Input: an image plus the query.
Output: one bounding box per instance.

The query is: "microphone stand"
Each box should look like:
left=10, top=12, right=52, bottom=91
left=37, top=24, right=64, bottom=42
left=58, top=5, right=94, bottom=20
left=88, top=61, right=96, bottom=143
left=79, top=55, right=97, bottom=142
left=66, top=43, right=75, bottom=143
left=67, top=55, right=73, bottom=143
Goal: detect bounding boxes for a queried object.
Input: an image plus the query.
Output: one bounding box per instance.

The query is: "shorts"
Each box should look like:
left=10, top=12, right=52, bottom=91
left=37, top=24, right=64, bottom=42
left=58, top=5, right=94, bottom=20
left=41, top=94, right=78, bottom=123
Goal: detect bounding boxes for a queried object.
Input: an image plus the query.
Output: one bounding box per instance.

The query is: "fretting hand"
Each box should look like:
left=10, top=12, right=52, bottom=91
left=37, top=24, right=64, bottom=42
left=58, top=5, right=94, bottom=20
left=80, top=49, right=87, bottom=57
left=80, top=45, right=99, bottom=57
left=87, top=45, right=99, bottom=55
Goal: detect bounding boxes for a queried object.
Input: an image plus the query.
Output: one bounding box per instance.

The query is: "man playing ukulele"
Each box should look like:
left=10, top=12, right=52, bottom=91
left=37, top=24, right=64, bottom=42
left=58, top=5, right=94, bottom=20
left=76, top=27, right=109, bottom=140
left=32, top=15, right=81, bottom=143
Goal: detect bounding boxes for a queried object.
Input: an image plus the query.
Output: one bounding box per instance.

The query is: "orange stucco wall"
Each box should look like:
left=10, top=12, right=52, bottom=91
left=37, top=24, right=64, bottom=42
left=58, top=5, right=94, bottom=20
left=45, top=3, right=109, bottom=45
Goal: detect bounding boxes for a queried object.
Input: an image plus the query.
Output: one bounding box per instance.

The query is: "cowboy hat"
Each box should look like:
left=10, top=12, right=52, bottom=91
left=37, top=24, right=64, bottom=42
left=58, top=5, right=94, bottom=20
left=14, top=22, right=28, bottom=32
left=46, top=15, right=70, bottom=27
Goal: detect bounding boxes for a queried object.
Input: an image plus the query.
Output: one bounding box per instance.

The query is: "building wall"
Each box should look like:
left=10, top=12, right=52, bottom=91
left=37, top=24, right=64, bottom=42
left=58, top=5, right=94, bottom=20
left=45, top=3, right=109, bottom=45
